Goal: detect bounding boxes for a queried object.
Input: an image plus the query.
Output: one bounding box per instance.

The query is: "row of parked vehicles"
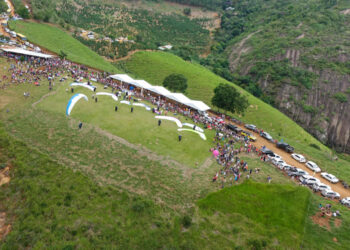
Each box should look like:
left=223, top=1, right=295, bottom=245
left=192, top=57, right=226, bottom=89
left=263, top=148, right=350, bottom=207
left=225, top=121, right=349, bottom=207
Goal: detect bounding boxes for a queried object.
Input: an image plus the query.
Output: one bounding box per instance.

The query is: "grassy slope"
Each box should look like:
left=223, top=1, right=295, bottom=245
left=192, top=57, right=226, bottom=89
left=198, top=181, right=310, bottom=246
left=8, top=21, right=121, bottom=73
left=123, top=51, right=350, bottom=182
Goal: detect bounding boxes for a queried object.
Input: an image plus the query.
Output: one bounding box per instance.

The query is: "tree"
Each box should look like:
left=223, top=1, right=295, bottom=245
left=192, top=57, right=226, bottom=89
left=18, top=6, right=30, bottom=19
left=183, top=8, right=191, bottom=16
left=211, top=83, right=249, bottom=115
left=163, top=74, right=188, bottom=93
left=59, top=50, right=67, bottom=60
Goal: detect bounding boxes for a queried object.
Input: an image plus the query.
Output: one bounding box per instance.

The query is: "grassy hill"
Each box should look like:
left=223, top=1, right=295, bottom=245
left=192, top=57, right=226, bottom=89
left=122, top=51, right=350, bottom=182
left=1, top=57, right=350, bottom=248
left=9, top=21, right=121, bottom=73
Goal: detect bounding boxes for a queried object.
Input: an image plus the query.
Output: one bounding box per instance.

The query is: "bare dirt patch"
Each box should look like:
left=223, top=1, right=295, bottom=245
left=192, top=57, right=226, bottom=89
left=0, top=212, right=11, bottom=240
left=0, top=166, right=10, bottom=186
left=334, top=218, right=342, bottom=228
left=340, top=9, right=350, bottom=15
left=311, top=212, right=331, bottom=231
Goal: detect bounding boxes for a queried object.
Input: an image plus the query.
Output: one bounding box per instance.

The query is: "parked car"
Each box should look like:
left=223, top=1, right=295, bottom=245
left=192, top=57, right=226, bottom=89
left=321, top=172, right=339, bottom=183
left=276, top=142, right=294, bottom=153
left=340, top=197, right=350, bottom=207
left=226, top=124, right=242, bottom=133
left=321, top=190, right=340, bottom=199
left=272, top=159, right=285, bottom=167
left=241, top=130, right=257, bottom=141
left=268, top=153, right=282, bottom=161
left=245, top=124, right=257, bottom=132
left=34, top=46, right=41, bottom=52
left=305, top=161, right=321, bottom=173
left=261, top=148, right=274, bottom=157
left=277, top=162, right=292, bottom=170
left=288, top=168, right=307, bottom=177
left=261, top=132, right=273, bottom=141
left=291, top=153, right=306, bottom=163
left=300, top=175, right=320, bottom=186
left=312, top=182, right=331, bottom=192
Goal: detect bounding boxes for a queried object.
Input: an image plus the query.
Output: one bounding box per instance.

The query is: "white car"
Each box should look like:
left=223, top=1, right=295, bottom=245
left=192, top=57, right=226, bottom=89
left=272, top=159, right=285, bottom=166
left=321, top=189, right=340, bottom=199
left=269, top=154, right=282, bottom=161
left=321, top=172, right=339, bottom=184
left=299, top=175, right=320, bottom=185
left=305, top=161, right=321, bottom=173
left=291, top=153, right=306, bottom=163
left=340, top=197, right=350, bottom=207
left=312, top=182, right=331, bottom=192
left=277, top=162, right=291, bottom=170
left=261, top=132, right=273, bottom=141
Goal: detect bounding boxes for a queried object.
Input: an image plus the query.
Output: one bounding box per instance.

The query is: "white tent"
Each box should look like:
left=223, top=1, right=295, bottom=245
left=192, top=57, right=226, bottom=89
left=2, top=48, right=53, bottom=59
left=166, top=93, right=192, bottom=105
left=131, top=80, right=152, bottom=89
left=109, top=74, right=134, bottom=84
left=186, top=100, right=211, bottom=112
left=147, top=86, right=171, bottom=96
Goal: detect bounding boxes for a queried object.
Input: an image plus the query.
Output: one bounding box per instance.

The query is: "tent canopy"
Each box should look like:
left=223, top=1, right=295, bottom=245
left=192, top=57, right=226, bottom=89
left=166, top=93, right=192, bottom=104
left=186, top=100, right=211, bottom=112
left=148, top=86, right=171, bottom=96
left=131, top=79, right=152, bottom=89
left=109, top=74, right=134, bottom=84
left=2, top=48, right=53, bottom=59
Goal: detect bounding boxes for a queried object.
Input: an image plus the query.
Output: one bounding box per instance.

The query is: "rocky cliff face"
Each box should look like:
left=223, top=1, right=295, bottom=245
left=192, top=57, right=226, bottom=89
left=230, top=46, right=350, bottom=153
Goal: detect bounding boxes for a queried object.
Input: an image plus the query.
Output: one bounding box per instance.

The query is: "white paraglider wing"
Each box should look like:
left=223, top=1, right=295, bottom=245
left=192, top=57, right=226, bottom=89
left=70, top=82, right=96, bottom=92
left=155, top=116, right=182, bottom=128
left=133, top=103, right=151, bottom=111
left=177, top=128, right=206, bottom=140
left=66, top=93, right=88, bottom=116
left=120, top=100, right=131, bottom=105
left=96, top=92, right=118, bottom=101
left=182, top=123, right=204, bottom=133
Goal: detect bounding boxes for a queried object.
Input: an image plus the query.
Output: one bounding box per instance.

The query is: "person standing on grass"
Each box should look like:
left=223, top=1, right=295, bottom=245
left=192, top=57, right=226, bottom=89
left=178, top=135, right=182, bottom=142
left=115, top=105, right=118, bottom=112
left=158, top=119, right=161, bottom=126
left=131, top=107, right=134, bottom=113
left=78, top=122, right=83, bottom=129
left=95, top=97, right=98, bottom=103
left=267, top=176, right=271, bottom=183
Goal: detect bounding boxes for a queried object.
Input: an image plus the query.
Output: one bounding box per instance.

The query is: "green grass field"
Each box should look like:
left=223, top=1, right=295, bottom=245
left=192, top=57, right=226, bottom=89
left=9, top=21, right=121, bottom=73
left=123, top=51, right=350, bottom=183
left=1, top=51, right=350, bottom=248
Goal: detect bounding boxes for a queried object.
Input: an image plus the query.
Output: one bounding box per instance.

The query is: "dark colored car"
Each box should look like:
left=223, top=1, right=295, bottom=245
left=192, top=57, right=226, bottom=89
left=276, top=142, right=294, bottom=153
left=261, top=147, right=274, bottom=156
left=226, top=124, right=242, bottom=133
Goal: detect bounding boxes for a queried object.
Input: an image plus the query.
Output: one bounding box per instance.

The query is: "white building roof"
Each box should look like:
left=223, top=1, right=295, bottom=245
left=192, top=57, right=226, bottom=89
left=109, top=74, right=134, bottom=84
left=2, top=47, right=53, bottom=59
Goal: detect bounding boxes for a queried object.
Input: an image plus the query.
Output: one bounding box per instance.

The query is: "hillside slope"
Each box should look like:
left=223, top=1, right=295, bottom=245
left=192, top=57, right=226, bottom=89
left=209, top=0, right=350, bottom=153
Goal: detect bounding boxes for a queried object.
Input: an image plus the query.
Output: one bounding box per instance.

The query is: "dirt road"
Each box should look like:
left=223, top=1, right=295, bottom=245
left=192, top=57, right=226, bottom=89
left=232, top=121, right=350, bottom=199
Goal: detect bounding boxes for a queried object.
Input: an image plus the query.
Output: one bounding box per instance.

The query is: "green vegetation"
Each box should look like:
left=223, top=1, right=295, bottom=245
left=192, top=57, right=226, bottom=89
left=0, top=0, right=8, bottom=13
left=122, top=51, right=350, bottom=182
left=28, top=0, right=211, bottom=59
left=9, top=21, right=121, bottom=73
left=333, top=92, right=348, bottom=103
left=163, top=73, right=188, bottom=93
left=212, top=83, right=249, bottom=114
left=198, top=181, right=310, bottom=246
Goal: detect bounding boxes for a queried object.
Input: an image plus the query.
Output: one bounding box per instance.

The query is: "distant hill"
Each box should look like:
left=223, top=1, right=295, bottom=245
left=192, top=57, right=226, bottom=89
left=202, top=0, right=350, bottom=153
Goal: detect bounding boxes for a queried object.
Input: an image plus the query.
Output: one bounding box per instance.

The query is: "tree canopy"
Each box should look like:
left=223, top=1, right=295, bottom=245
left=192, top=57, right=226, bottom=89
left=211, top=83, right=249, bottom=115
left=163, top=73, right=188, bottom=93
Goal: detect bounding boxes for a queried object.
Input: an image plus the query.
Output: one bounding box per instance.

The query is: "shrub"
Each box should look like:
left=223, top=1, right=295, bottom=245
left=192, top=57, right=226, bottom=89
left=181, top=215, right=192, bottom=228
left=309, top=143, right=321, bottom=150
left=333, top=92, right=348, bottom=103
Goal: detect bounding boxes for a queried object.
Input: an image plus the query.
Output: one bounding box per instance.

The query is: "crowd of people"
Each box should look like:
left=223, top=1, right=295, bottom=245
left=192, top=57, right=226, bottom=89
left=0, top=51, right=271, bottom=188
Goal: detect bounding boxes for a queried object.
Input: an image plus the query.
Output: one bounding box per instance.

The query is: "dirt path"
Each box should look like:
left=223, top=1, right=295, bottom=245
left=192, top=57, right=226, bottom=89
left=31, top=90, right=57, bottom=107
left=230, top=121, right=350, bottom=199
left=113, top=49, right=154, bottom=62
left=229, top=30, right=260, bottom=71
